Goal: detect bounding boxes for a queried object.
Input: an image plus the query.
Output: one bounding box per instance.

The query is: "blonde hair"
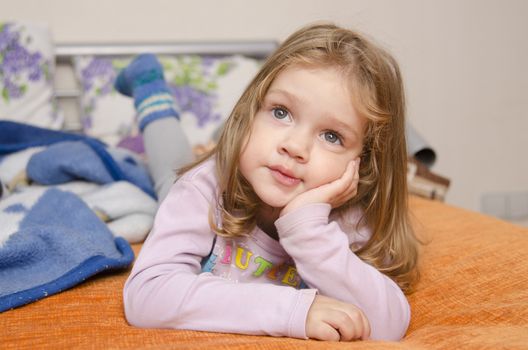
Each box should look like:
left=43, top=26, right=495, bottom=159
left=180, top=23, right=420, bottom=293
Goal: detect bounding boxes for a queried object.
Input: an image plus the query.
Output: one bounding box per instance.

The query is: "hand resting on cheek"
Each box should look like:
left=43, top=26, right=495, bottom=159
left=280, top=158, right=360, bottom=217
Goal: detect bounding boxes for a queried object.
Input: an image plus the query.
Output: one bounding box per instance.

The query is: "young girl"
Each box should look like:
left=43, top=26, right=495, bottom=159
left=118, top=23, right=420, bottom=342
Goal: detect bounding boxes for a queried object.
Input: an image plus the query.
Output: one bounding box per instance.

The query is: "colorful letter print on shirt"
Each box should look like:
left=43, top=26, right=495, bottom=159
left=201, top=229, right=307, bottom=289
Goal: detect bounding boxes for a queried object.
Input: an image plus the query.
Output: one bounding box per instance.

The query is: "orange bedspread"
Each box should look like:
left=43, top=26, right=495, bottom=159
left=2, top=197, right=527, bottom=349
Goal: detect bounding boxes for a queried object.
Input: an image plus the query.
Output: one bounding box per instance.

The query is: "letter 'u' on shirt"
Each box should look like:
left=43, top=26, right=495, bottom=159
left=235, top=247, right=253, bottom=270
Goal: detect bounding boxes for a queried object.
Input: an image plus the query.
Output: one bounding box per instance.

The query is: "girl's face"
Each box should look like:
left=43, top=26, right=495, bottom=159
left=239, top=64, right=366, bottom=209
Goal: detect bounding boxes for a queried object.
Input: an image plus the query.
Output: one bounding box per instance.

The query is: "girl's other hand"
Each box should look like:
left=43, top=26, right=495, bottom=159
left=306, top=294, right=371, bottom=341
left=281, top=158, right=360, bottom=216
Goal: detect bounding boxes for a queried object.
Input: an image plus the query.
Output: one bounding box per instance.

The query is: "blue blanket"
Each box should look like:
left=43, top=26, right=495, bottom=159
left=0, top=121, right=154, bottom=312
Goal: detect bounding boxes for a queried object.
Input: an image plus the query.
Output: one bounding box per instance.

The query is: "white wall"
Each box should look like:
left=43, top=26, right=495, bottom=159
left=2, top=0, right=528, bottom=222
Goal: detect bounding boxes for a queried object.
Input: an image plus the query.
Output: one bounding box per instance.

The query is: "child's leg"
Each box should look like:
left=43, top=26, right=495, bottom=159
left=115, top=54, right=193, bottom=202
left=143, top=118, right=192, bottom=202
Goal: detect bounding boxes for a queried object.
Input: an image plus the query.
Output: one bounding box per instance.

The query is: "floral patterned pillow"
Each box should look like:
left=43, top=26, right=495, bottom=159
left=73, top=54, right=261, bottom=154
left=0, top=21, right=63, bottom=129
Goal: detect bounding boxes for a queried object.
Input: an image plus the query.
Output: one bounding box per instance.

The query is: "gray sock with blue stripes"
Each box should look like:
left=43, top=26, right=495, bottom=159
left=115, top=54, right=193, bottom=202
left=115, top=54, right=179, bottom=131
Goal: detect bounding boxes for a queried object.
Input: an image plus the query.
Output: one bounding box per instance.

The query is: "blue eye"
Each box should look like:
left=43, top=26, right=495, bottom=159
left=272, top=107, right=289, bottom=120
left=323, top=131, right=342, bottom=145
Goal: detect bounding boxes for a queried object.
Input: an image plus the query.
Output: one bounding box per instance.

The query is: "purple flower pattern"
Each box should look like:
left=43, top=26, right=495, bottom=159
left=167, top=55, right=234, bottom=127
left=0, top=22, right=50, bottom=103
left=171, top=84, right=222, bottom=127
left=77, top=57, right=118, bottom=129
left=80, top=58, right=116, bottom=96
left=78, top=55, right=235, bottom=132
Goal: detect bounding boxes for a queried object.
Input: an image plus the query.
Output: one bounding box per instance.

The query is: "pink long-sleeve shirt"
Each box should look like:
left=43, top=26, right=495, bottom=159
left=123, top=158, right=410, bottom=340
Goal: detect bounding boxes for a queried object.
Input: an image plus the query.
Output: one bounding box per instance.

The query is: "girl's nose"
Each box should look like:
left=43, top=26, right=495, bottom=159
left=278, top=129, right=311, bottom=162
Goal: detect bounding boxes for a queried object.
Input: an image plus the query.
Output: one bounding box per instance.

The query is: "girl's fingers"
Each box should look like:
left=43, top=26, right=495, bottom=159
left=331, top=159, right=360, bottom=207
left=337, top=160, right=356, bottom=191
left=315, top=320, right=341, bottom=341
left=360, top=311, right=371, bottom=340
left=325, top=308, right=367, bottom=341
left=333, top=312, right=354, bottom=341
left=342, top=304, right=371, bottom=341
left=348, top=158, right=360, bottom=194
left=324, top=311, right=357, bottom=341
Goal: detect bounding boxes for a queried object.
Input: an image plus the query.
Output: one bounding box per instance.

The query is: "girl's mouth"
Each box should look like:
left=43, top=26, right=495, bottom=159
left=269, top=166, right=301, bottom=187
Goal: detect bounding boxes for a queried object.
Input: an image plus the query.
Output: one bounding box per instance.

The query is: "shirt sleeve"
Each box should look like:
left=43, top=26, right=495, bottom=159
left=123, top=178, right=316, bottom=339
left=275, top=203, right=411, bottom=341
